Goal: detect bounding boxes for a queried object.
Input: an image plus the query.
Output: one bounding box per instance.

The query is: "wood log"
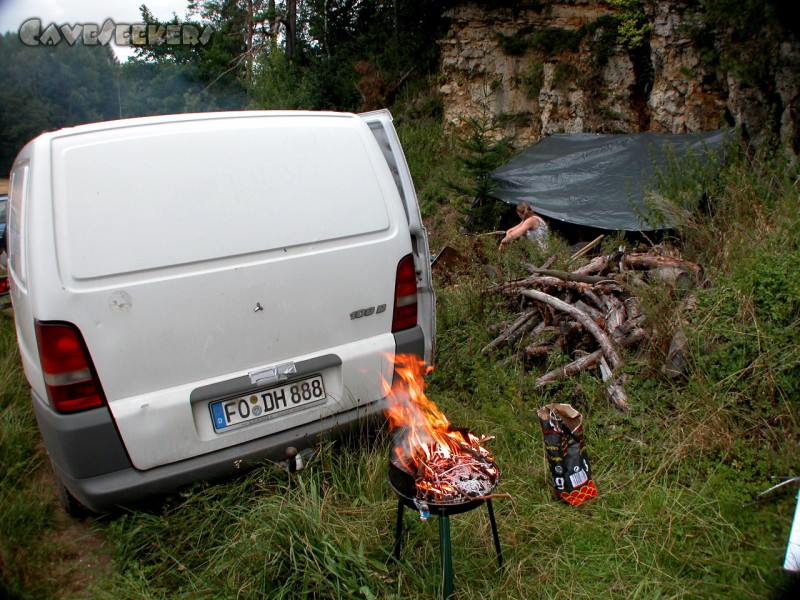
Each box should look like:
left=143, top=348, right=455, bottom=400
left=482, top=309, right=539, bottom=354
left=572, top=254, right=610, bottom=276
left=611, top=314, right=646, bottom=342
left=540, top=255, right=557, bottom=270
left=569, top=234, right=605, bottom=260
left=559, top=320, right=583, bottom=337
left=490, top=279, right=537, bottom=296
left=616, top=327, right=647, bottom=348
left=624, top=296, right=643, bottom=321
left=662, top=327, right=689, bottom=379
left=526, top=275, right=594, bottom=293
left=599, top=356, right=629, bottom=411
left=601, top=294, right=626, bottom=337
left=508, top=314, right=542, bottom=344
left=525, top=267, right=615, bottom=285
left=488, top=320, right=514, bottom=334
left=521, top=322, right=554, bottom=356
left=523, top=343, right=554, bottom=358
left=534, top=349, right=603, bottom=387
left=520, top=289, right=624, bottom=369
left=574, top=300, right=604, bottom=324
left=648, top=267, right=692, bottom=289
left=580, top=288, right=606, bottom=311
left=623, top=253, right=703, bottom=283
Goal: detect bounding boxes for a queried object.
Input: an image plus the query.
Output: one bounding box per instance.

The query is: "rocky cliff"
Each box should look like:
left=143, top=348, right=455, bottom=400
left=438, top=1, right=799, bottom=155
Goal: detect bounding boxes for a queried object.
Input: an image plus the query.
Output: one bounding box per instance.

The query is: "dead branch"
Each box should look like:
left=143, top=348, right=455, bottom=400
left=525, top=267, right=617, bottom=285
left=601, top=294, right=626, bottom=336
left=527, top=275, right=595, bottom=293
left=520, top=289, right=624, bottom=369
left=481, top=309, right=540, bottom=354
left=572, top=254, right=610, bottom=276
left=570, top=235, right=605, bottom=260
left=535, top=350, right=603, bottom=387
left=484, top=245, right=704, bottom=413
left=540, top=255, right=557, bottom=270
left=616, top=327, right=647, bottom=348
left=624, top=296, right=643, bottom=320
left=623, top=253, right=703, bottom=283
left=574, top=300, right=604, bottom=324
left=579, top=288, right=606, bottom=311
left=599, top=356, right=629, bottom=411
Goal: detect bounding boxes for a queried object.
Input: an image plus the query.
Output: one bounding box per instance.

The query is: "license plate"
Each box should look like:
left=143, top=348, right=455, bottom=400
left=210, top=375, right=326, bottom=432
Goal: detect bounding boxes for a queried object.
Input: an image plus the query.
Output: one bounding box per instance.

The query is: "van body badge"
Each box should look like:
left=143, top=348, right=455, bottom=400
left=350, top=304, right=386, bottom=320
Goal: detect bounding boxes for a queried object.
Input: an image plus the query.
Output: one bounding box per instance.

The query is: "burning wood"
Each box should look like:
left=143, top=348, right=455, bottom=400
left=383, top=354, right=499, bottom=504
left=413, top=438, right=498, bottom=503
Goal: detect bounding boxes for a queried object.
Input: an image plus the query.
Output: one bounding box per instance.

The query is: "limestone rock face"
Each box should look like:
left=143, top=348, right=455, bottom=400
left=438, top=1, right=799, bottom=156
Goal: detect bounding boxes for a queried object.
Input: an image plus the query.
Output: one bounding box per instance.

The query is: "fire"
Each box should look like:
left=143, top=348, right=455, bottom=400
left=383, top=353, right=498, bottom=503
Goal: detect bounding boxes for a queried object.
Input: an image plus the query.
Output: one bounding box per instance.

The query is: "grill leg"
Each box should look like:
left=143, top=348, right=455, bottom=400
left=439, top=514, right=454, bottom=599
left=393, top=499, right=404, bottom=559
left=486, top=499, right=503, bottom=568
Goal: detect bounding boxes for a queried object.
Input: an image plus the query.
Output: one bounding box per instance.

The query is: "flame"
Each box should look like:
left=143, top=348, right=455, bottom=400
left=382, top=353, right=490, bottom=476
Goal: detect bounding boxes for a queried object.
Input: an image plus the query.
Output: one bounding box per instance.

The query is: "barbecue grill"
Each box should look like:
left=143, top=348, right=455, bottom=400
left=387, top=427, right=503, bottom=599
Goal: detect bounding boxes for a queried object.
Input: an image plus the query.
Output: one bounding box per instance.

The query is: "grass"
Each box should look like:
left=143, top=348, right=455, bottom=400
left=2, top=128, right=800, bottom=598
left=0, top=313, right=58, bottom=599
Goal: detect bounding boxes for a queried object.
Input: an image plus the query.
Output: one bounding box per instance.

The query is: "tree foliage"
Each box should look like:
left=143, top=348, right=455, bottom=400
left=0, top=1, right=451, bottom=174
left=0, top=33, right=120, bottom=174
left=447, top=105, right=513, bottom=232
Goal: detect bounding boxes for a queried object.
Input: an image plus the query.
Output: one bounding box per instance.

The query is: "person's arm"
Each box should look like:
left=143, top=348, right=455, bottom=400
left=500, top=216, right=540, bottom=246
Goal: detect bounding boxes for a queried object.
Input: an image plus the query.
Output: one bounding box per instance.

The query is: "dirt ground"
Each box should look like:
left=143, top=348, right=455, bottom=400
left=1, top=178, right=8, bottom=194
left=33, top=452, right=115, bottom=596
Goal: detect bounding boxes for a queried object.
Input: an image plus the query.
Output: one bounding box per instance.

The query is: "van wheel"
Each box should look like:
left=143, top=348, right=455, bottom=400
left=52, top=469, right=92, bottom=519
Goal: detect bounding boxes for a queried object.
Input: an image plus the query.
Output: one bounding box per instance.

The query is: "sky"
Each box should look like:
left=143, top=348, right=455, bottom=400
left=0, top=0, right=195, bottom=61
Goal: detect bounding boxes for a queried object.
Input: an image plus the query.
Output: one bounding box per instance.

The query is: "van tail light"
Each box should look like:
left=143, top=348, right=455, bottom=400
left=392, top=254, right=418, bottom=332
left=35, top=321, right=105, bottom=413
left=0, top=276, right=8, bottom=295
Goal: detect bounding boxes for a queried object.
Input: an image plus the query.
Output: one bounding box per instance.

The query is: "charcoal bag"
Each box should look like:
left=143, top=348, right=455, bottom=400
left=537, top=403, right=598, bottom=506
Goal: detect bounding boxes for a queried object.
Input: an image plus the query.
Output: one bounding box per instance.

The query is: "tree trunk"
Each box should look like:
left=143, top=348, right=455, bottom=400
left=285, top=0, right=297, bottom=61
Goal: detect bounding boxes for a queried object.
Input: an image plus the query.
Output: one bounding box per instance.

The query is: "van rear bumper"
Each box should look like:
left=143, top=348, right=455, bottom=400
left=38, top=390, right=386, bottom=513
left=35, top=325, right=426, bottom=513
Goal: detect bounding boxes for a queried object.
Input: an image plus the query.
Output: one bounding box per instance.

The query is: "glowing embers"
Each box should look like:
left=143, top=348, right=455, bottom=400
left=383, top=354, right=499, bottom=505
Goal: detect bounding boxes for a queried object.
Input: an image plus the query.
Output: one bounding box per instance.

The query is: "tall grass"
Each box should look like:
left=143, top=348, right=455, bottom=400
left=0, top=314, right=57, bottom=599
left=1, top=133, right=799, bottom=598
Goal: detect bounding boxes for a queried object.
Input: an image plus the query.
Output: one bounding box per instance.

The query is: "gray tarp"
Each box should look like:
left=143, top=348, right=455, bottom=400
left=490, top=130, right=728, bottom=231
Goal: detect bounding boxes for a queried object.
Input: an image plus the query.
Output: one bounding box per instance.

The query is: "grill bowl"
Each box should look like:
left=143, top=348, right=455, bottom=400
left=387, top=426, right=499, bottom=510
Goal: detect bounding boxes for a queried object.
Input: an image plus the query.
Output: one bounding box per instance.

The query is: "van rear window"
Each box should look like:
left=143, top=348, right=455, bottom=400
left=52, top=117, right=393, bottom=280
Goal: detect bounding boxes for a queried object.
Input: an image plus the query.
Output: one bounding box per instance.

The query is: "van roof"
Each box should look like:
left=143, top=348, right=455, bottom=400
left=38, top=110, right=361, bottom=140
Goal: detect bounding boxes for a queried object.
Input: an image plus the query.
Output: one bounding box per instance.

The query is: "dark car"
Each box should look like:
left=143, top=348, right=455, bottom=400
left=1, top=193, right=8, bottom=300
left=0, top=193, right=6, bottom=250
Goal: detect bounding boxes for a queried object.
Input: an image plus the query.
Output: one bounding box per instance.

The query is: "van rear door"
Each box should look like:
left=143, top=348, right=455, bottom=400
left=38, top=112, right=416, bottom=470
left=359, top=110, right=435, bottom=363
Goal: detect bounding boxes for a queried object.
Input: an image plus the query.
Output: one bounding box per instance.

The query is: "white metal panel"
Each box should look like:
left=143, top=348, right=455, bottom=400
left=52, top=116, right=390, bottom=280
left=22, top=111, right=410, bottom=468
left=15, top=111, right=426, bottom=470
left=112, top=336, right=397, bottom=470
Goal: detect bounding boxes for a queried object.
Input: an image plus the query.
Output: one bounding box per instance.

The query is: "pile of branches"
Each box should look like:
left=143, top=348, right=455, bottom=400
left=484, top=246, right=705, bottom=411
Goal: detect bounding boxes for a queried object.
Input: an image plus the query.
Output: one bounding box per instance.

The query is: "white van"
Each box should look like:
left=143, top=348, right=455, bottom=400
left=6, top=110, right=435, bottom=514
